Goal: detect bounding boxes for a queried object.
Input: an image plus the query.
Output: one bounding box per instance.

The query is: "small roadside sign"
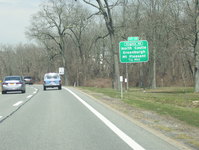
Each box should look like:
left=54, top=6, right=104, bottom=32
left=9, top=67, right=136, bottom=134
left=59, top=67, right=64, bottom=75
left=120, top=76, right=123, bottom=82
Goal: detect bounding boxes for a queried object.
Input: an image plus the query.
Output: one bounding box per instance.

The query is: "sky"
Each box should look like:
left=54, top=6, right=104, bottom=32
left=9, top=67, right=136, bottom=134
left=0, top=0, right=41, bottom=45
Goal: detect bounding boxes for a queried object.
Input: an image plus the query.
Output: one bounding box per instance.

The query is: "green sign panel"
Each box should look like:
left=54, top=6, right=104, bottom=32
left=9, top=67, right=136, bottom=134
left=119, top=40, right=149, bottom=63
left=128, top=37, right=139, bottom=41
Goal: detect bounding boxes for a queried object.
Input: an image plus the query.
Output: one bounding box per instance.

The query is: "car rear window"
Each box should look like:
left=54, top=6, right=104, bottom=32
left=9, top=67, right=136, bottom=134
left=5, top=77, right=21, bottom=81
left=45, top=74, right=59, bottom=79
left=24, top=76, right=32, bottom=79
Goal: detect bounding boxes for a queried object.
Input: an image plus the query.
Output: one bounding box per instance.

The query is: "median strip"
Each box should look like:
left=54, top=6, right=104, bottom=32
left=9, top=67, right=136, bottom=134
left=64, top=87, right=145, bottom=150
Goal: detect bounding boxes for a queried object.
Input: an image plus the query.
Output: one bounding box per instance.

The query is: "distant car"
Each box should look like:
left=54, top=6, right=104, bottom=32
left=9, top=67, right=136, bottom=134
left=43, top=73, right=62, bottom=90
left=1, top=76, right=26, bottom=94
left=23, top=76, right=34, bottom=85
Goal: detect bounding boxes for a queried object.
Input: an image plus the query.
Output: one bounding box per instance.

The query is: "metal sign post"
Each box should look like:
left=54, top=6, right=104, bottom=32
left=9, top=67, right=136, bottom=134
left=120, top=76, right=123, bottom=99
left=125, top=78, right=128, bottom=91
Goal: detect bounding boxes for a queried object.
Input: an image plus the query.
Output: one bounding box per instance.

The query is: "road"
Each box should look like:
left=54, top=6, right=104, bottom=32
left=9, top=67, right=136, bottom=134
left=0, top=85, right=186, bottom=150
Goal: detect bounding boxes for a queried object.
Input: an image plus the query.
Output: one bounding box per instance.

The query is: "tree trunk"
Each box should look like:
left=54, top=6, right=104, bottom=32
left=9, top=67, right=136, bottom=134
left=110, top=33, right=120, bottom=90
left=61, top=36, right=69, bottom=86
left=151, top=46, right=156, bottom=89
left=114, top=53, right=120, bottom=90
left=60, top=54, right=68, bottom=86
left=194, top=0, right=199, bottom=92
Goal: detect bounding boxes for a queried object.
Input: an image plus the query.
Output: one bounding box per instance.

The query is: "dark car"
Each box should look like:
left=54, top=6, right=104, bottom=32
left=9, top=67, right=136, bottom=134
left=1, top=76, right=26, bottom=94
left=23, top=76, right=34, bottom=85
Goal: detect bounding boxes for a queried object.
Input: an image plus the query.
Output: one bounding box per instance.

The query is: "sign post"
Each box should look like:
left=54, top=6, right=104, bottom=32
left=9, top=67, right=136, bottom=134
left=120, top=76, right=123, bottom=99
left=125, top=78, right=128, bottom=91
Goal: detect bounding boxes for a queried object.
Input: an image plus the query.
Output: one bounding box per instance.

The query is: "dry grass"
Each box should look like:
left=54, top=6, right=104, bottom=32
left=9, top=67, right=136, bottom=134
left=84, top=78, right=112, bottom=88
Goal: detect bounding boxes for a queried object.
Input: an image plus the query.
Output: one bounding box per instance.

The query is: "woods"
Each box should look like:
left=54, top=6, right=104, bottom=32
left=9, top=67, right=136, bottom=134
left=0, top=0, right=198, bottom=89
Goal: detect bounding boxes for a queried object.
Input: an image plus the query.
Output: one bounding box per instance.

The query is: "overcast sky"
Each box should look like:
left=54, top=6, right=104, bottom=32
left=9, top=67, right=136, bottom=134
left=0, top=0, right=41, bottom=45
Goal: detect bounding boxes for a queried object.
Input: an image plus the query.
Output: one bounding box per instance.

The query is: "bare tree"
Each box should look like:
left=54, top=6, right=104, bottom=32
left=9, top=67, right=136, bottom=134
left=76, top=0, right=121, bottom=90
left=1, top=0, right=190, bottom=88
left=26, top=0, right=77, bottom=85
left=65, top=5, right=92, bottom=85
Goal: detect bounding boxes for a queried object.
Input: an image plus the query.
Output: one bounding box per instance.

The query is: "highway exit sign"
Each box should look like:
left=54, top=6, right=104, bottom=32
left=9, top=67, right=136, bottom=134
left=119, top=40, right=149, bottom=63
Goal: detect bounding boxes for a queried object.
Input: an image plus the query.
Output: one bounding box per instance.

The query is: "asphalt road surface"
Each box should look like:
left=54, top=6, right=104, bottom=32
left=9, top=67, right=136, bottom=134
left=0, top=85, right=187, bottom=150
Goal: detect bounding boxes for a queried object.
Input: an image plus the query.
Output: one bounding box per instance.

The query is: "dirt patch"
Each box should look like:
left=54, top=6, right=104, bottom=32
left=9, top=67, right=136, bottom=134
left=79, top=88, right=199, bottom=150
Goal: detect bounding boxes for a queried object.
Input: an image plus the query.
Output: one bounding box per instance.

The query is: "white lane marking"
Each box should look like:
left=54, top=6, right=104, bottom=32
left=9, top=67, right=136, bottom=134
left=0, top=116, right=3, bottom=119
left=27, top=95, right=33, bottom=99
left=64, top=87, right=145, bottom=150
left=33, top=88, right=38, bottom=94
left=13, top=101, right=23, bottom=107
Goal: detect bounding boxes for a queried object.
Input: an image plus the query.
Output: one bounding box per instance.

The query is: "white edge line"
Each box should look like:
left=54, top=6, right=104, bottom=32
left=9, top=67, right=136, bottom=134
left=13, top=101, right=23, bottom=107
left=64, top=87, right=145, bottom=150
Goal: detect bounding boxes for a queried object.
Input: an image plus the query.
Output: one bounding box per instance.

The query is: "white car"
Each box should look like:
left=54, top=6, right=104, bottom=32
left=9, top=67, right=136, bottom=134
left=43, top=73, right=62, bottom=90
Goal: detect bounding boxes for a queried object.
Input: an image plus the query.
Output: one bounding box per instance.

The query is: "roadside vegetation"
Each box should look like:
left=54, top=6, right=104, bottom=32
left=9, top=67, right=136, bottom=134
left=0, top=0, right=198, bottom=89
left=80, top=86, right=199, bottom=128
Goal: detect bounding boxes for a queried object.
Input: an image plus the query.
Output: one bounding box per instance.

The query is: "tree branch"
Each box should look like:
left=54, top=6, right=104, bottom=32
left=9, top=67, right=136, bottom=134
left=82, top=0, right=99, bottom=9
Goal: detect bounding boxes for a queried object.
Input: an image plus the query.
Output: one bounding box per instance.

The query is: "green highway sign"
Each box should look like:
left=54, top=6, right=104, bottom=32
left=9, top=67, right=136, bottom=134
left=119, top=40, right=149, bottom=63
left=128, top=37, right=139, bottom=41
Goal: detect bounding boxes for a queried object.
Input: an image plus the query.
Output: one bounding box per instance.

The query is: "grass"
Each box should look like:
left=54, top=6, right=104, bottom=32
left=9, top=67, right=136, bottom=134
left=153, top=125, right=173, bottom=132
left=80, top=87, right=199, bottom=128
left=174, top=134, right=199, bottom=148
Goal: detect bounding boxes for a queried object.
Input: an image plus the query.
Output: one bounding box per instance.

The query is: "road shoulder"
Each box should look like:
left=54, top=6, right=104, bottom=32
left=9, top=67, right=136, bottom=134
left=76, top=87, right=199, bottom=150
